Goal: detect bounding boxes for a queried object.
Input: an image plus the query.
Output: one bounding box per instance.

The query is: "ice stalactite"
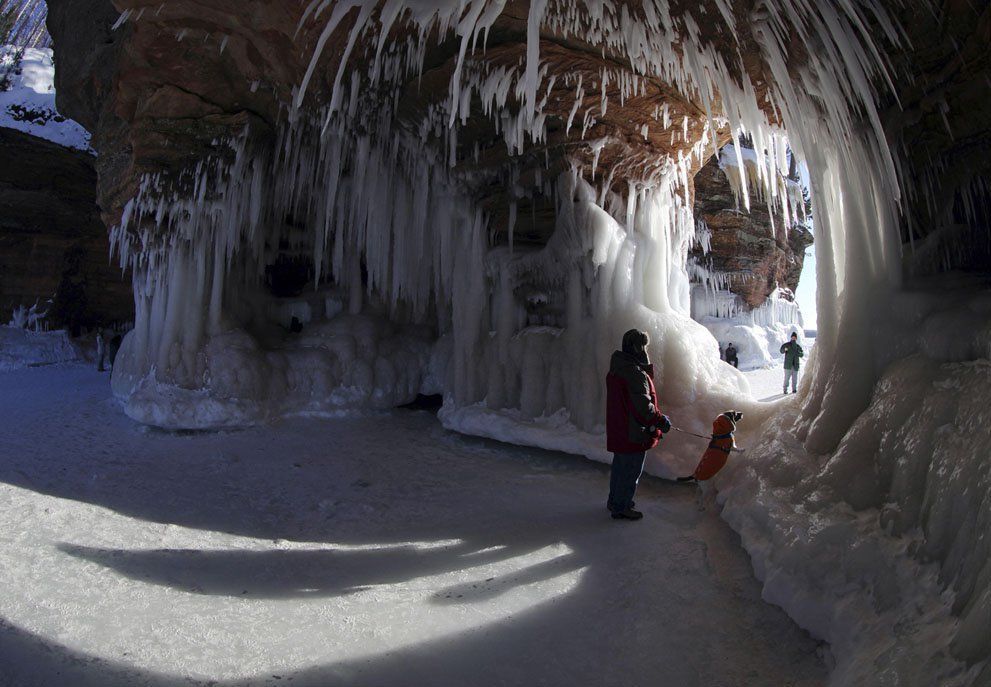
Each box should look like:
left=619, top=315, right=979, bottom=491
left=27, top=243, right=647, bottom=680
left=110, top=86, right=748, bottom=468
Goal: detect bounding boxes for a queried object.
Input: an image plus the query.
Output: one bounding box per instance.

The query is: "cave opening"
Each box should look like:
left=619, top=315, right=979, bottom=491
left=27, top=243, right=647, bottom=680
left=1, top=0, right=985, bottom=684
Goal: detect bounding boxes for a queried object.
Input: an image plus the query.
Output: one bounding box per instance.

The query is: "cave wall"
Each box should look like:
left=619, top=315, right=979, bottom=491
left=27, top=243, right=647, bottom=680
left=46, top=0, right=743, bottom=235
left=883, top=0, right=991, bottom=272
left=0, top=126, right=131, bottom=330
left=691, top=155, right=813, bottom=308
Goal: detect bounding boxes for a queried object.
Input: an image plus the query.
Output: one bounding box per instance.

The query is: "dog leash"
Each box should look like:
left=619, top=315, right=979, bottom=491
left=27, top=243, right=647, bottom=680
left=671, top=426, right=713, bottom=440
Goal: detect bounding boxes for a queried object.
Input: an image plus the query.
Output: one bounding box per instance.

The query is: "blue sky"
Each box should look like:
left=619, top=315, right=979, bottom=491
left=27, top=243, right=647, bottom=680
left=794, top=242, right=817, bottom=331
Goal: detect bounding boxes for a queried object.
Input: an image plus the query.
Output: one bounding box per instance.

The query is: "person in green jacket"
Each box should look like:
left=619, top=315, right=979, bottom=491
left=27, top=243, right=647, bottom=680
left=780, top=332, right=804, bottom=394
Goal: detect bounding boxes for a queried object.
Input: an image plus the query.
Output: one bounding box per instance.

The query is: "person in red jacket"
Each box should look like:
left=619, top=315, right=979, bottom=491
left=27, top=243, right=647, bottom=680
left=605, top=329, right=671, bottom=520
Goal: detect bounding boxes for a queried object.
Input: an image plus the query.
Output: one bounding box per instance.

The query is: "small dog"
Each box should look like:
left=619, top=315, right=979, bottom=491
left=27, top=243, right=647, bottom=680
left=677, top=411, right=745, bottom=510
left=677, top=410, right=744, bottom=482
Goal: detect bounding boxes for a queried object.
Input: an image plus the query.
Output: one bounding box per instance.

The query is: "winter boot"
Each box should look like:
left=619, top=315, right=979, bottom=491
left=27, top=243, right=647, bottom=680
left=611, top=508, right=643, bottom=520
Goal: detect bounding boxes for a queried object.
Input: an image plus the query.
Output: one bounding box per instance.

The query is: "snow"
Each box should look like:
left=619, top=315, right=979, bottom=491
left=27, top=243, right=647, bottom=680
left=0, top=363, right=828, bottom=686
left=0, top=324, right=79, bottom=371
left=0, top=47, right=92, bottom=151
left=701, top=315, right=808, bottom=372
left=742, top=363, right=795, bottom=402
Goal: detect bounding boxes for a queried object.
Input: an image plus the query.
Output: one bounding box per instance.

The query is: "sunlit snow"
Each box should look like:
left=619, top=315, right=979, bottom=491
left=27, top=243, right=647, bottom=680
left=0, top=47, right=92, bottom=151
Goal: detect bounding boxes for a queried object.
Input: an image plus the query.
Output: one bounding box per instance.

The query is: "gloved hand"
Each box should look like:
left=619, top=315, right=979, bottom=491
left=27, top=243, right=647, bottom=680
left=658, top=414, right=672, bottom=434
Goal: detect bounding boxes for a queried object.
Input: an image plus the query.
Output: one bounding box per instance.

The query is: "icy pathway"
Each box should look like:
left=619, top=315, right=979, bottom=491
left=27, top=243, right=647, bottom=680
left=0, top=365, right=826, bottom=687
left=743, top=365, right=791, bottom=402
left=742, top=338, right=816, bottom=402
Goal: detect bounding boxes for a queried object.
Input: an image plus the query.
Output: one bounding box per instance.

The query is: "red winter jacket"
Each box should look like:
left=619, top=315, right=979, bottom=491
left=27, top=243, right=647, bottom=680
left=606, top=350, right=665, bottom=453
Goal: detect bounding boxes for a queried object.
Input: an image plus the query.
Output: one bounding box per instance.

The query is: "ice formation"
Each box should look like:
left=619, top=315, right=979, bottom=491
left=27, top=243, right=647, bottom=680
left=718, top=274, right=991, bottom=686
left=100, top=1, right=987, bottom=684
left=695, top=288, right=807, bottom=371
left=0, top=325, right=79, bottom=371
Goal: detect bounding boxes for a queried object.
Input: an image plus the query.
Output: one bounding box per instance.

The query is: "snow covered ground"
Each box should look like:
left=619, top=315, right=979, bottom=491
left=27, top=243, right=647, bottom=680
left=1, top=46, right=92, bottom=151
left=742, top=363, right=798, bottom=401
left=0, top=363, right=827, bottom=686
left=739, top=336, right=816, bottom=401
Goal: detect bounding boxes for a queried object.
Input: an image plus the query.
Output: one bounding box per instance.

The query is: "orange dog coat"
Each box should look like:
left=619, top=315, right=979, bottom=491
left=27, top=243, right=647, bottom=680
left=692, top=414, right=736, bottom=481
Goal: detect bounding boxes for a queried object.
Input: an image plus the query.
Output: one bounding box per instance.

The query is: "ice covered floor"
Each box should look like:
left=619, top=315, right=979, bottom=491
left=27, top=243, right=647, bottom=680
left=741, top=337, right=817, bottom=402
left=0, top=364, right=827, bottom=687
left=742, top=365, right=792, bottom=402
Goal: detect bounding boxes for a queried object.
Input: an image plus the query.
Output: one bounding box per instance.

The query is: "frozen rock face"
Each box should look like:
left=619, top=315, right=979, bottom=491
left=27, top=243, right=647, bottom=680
left=46, top=0, right=292, bottom=228
left=43, top=0, right=768, bottom=430
left=0, top=126, right=132, bottom=330
left=691, top=154, right=812, bottom=309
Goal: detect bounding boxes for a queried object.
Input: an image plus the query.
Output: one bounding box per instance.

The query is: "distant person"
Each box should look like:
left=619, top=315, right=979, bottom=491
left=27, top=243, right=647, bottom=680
left=725, top=342, right=739, bottom=368
left=605, top=329, right=671, bottom=521
left=718, top=343, right=724, bottom=361
left=289, top=316, right=304, bottom=334
left=96, top=328, right=107, bottom=372
left=780, top=332, right=804, bottom=394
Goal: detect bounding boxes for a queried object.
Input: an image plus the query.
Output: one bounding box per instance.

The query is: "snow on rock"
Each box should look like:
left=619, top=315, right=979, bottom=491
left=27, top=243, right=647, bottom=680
left=0, top=47, right=92, bottom=151
left=0, top=324, right=79, bottom=371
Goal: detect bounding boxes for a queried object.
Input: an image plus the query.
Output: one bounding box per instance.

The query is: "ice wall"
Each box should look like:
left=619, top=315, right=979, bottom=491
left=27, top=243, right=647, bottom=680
left=110, top=119, right=752, bottom=475
left=109, top=127, right=464, bottom=427
left=718, top=275, right=991, bottom=685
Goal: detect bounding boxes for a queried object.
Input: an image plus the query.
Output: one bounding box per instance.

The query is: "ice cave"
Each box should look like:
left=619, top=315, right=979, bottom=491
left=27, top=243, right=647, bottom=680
left=0, top=0, right=988, bottom=685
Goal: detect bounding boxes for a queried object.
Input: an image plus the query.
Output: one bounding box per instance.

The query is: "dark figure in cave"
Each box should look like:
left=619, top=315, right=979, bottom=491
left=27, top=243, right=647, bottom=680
left=725, top=343, right=739, bottom=368
left=780, top=332, right=804, bottom=394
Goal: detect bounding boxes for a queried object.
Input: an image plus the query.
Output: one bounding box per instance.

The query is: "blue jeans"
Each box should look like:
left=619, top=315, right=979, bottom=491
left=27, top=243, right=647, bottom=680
left=783, top=367, right=799, bottom=392
left=607, top=451, right=646, bottom=513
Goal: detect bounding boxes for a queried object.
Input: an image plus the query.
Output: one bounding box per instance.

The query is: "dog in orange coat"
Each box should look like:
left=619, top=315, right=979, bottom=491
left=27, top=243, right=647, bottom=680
left=677, top=411, right=745, bottom=483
